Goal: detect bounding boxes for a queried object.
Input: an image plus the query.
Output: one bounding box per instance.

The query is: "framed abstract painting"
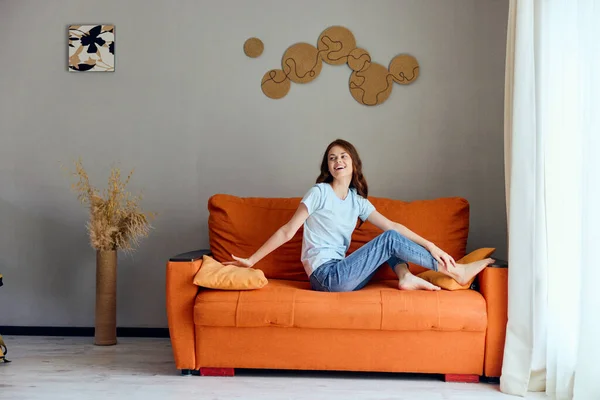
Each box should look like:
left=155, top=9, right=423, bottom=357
left=68, top=24, right=115, bottom=72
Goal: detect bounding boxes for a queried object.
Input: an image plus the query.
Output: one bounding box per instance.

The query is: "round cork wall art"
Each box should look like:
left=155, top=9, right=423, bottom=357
left=317, top=26, right=357, bottom=65
left=388, top=54, right=420, bottom=84
left=349, top=62, right=394, bottom=106
left=347, top=48, right=371, bottom=72
left=281, top=43, right=323, bottom=84
left=261, top=69, right=291, bottom=99
left=258, top=25, right=419, bottom=105
left=244, top=37, right=264, bottom=58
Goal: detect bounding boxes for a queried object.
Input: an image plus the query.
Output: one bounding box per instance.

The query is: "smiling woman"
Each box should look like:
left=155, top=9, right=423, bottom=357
left=68, top=24, right=115, bottom=72
left=225, top=138, right=493, bottom=293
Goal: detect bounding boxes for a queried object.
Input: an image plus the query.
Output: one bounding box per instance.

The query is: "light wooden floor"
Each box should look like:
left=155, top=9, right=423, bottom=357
left=0, top=336, right=547, bottom=400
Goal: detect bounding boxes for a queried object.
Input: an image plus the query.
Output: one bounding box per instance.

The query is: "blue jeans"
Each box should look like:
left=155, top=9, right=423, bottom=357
left=309, top=230, right=439, bottom=292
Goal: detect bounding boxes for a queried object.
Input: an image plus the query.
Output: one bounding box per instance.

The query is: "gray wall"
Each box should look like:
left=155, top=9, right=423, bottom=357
left=0, top=0, right=508, bottom=327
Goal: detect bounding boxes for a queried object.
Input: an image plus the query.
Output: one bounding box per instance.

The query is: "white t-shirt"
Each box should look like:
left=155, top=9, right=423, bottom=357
left=300, top=183, right=375, bottom=275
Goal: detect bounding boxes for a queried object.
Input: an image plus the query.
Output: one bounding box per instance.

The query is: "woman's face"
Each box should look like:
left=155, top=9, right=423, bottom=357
left=327, top=145, right=353, bottom=180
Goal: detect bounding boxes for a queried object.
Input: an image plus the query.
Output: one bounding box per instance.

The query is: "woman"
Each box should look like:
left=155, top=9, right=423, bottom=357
left=225, top=139, right=493, bottom=292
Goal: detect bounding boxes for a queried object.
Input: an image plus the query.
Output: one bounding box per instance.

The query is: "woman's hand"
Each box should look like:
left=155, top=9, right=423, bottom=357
left=223, top=255, right=254, bottom=268
left=427, top=244, right=457, bottom=271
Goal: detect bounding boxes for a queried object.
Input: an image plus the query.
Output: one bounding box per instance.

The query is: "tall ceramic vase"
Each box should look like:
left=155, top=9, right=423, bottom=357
left=95, top=249, right=117, bottom=346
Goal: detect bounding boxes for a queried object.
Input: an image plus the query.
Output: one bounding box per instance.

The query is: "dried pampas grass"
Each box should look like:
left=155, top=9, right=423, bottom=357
left=69, top=159, right=155, bottom=252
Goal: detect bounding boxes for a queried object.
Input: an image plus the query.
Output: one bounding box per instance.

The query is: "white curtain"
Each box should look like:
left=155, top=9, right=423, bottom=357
left=502, top=0, right=600, bottom=399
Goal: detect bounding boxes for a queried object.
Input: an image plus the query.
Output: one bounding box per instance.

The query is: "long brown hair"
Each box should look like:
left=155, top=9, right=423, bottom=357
left=316, top=139, right=369, bottom=199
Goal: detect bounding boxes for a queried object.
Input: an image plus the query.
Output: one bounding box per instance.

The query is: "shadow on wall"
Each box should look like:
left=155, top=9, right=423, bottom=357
left=115, top=223, right=206, bottom=328
left=0, top=189, right=209, bottom=327
left=0, top=194, right=93, bottom=326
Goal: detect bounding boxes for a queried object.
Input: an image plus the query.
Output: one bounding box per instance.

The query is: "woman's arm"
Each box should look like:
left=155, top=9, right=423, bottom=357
left=367, top=210, right=456, bottom=268
left=224, top=203, right=310, bottom=268
left=367, top=211, right=431, bottom=248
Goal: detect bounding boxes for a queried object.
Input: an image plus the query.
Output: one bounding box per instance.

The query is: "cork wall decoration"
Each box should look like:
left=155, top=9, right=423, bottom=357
left=347, top=48, right=371, bottom=73
left=253, top=25, right=420, bottom=105
left=261, top=69, right=291, bottom=99
left=349, top=62, right=394, bottom=106
left=244, top=37, right=264, bottom=58
left=389, top=54, right=420, bottom=84
left=318, top=26, right=356, bottom=65
left=282, top=43, right=323, bottom=84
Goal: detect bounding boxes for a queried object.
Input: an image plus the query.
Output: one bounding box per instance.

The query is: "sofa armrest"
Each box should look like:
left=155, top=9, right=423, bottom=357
left=169, top=249, right=212, bottom=262
left=166, top=249, right=210, bottom=370
left=478, top=260, right=508, bottom=378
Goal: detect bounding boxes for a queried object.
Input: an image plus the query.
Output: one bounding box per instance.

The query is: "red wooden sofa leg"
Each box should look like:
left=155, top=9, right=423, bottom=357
left=199, top=367, right=235, bottom=377
left=444, top=374, right=480, bottom=383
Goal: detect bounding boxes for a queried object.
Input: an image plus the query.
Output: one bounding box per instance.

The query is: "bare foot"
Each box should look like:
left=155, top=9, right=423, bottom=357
left=398, top=271, right=441, bottom=291
left=445, top=258, right=495, bottom=286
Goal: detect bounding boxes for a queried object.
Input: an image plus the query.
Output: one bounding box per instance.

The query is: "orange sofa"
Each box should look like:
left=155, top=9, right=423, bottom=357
left=166, top=194, right=508, bottom=381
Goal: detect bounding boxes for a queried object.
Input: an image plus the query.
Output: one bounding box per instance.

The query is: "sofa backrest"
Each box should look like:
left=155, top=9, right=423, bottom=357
left=208, top=194, right=469, bottom=281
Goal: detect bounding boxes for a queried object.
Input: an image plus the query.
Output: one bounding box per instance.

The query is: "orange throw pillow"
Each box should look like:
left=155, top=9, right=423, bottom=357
left=417, top=247, right=496, bottom=290
left=193, top=255, right=268, bottom=290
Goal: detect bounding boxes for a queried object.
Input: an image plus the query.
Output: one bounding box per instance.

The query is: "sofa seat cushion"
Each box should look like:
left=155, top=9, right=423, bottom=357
left=194, top=279, right=487, bottom=332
